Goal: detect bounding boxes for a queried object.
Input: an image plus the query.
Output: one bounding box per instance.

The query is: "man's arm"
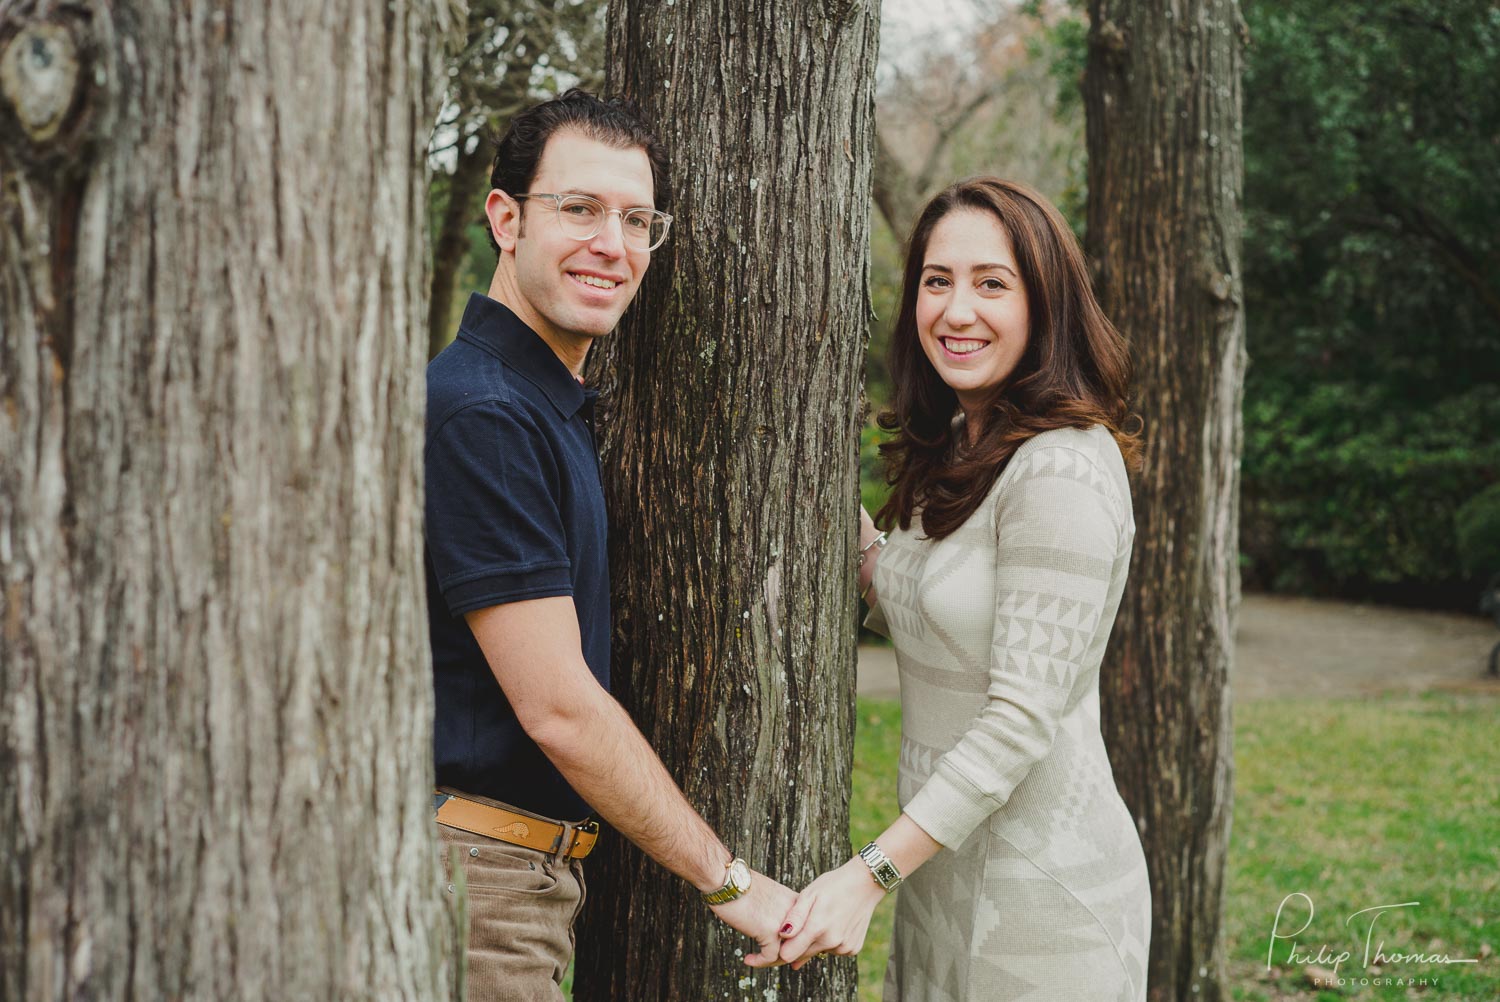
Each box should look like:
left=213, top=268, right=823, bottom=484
left=465, top=597, right=793, bottom=965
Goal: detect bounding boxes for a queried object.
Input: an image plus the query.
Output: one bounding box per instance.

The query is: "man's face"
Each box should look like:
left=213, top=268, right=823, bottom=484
left=506, top=130, right=657, bottom=344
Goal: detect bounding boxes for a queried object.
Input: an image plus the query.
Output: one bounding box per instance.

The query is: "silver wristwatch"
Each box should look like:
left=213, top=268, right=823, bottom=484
left=702, top=856, right=753, bottom=905
left=858, top=841, right=904, bottom=892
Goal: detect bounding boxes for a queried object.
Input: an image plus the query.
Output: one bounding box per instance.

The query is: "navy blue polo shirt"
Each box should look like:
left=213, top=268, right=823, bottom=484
left=425, top=293, right=608, bottom=822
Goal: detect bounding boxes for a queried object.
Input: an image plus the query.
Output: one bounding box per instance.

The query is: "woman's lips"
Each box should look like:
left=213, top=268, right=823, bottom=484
left=939, top=336, right=989, bottom=359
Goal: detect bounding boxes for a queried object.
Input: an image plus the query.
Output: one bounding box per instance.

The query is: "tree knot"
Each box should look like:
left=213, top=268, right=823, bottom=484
left=1093, top=19, right=1130, bottom=59
left=0, top=10, right=99, bottom=167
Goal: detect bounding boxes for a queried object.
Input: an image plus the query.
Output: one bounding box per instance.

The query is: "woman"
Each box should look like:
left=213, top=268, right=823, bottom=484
left=778, top=178, right=1150, bottom=1001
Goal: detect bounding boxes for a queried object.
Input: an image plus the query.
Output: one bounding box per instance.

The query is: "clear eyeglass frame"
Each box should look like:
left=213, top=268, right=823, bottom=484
left=514, top=192, right=673, bottom=251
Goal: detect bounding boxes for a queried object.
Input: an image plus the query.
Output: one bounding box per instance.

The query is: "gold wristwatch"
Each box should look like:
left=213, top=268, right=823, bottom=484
left=702, top=856, right=753, bottom=905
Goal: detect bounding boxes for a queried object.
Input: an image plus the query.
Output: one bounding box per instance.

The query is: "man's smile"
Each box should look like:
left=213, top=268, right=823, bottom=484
left=568, top=270, right=623, bottom=290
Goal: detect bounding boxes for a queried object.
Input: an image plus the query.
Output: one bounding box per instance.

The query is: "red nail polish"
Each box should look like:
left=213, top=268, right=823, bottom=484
left=781, top=923, right=793, bottom=934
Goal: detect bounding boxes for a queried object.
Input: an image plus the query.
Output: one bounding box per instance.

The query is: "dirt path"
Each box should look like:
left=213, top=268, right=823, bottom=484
left=857, top=593, right=1500, bottom=702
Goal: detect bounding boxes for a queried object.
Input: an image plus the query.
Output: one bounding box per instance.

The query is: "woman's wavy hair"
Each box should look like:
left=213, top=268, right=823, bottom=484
left=876, top=177, right=1140, bottom=540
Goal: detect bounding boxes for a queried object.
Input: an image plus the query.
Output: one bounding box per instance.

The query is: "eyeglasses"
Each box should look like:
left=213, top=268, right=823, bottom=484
left=513, top=193, right=673, bottom=252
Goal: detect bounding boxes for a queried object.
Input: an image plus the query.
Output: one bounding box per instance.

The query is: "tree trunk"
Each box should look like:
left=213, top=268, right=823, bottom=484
left=1083, top=3, right=1245, bottom=1000
left=0, top=3, right=458, bottom=999
left=571, top=3, right=878, bottom=1000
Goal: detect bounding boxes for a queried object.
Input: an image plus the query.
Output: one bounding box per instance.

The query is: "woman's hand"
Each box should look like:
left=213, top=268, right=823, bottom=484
left=776, top=857, right=888, bottom=969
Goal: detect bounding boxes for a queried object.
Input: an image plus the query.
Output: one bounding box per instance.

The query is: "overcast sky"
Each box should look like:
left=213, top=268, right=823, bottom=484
left=879, top=0, right=986, bottom=77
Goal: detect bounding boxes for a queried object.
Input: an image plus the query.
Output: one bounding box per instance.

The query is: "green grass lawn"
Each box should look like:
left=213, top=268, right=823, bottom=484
left=848, top=692, right=1500, bottom=1000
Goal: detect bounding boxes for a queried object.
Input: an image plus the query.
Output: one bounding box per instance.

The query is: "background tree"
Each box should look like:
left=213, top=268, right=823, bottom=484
left=0, top=3, right=459, bottom=998
left=427, top=0, right=605, bottom=357
left=570, top=2, right=879, bottom=1000
left=1083, top=1, right=1245, bottom=999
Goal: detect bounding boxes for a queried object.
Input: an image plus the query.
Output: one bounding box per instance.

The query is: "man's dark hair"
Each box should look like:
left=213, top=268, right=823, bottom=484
left=486, top=88, right=670, bottom=254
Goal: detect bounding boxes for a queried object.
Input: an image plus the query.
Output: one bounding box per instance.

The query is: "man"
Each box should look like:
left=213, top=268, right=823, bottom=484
left=424, top=89, right=793, bottom=999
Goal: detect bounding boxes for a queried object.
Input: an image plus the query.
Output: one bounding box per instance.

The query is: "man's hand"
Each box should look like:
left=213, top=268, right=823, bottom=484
left=708, top=869, right=797, bottom=967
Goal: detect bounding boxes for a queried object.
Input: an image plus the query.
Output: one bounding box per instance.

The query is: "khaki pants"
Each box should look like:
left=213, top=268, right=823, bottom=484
left=438, top=823, right=587, bottom=1002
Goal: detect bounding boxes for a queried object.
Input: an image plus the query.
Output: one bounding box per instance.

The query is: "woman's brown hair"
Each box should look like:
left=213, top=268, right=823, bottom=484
left=876, top=177, right=1140, bottom=540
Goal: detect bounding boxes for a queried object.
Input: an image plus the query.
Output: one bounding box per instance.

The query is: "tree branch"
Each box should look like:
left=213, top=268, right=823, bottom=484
left=872, top=123, right=922, bottom=240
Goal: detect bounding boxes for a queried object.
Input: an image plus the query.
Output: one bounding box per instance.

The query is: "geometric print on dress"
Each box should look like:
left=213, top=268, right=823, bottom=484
left=877, top=428, right=1150, bottom=1002
left=1005, top=445, right=1127, bottom=528
left=878, top=538, right=933, bottom=644
left=990, top=588, right=1099, bottom=689
left=898, top=735, right=941, bottom=786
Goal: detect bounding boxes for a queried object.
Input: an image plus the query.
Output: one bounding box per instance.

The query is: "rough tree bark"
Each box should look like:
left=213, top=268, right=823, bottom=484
left=1083, top=2, right=1245, bottom=1000
left=0, top=3, right=458, bottom=999
left=571, top=2, right=879, bottom=1000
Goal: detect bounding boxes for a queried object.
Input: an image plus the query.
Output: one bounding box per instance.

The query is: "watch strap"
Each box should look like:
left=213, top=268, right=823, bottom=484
left=858, top=841, right=904, bottom=892
left=702, top=857, right=751, bottom=905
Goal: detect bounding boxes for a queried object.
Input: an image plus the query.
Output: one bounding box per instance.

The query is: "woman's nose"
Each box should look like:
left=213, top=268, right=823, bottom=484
left=944, top=294, right=977, bottom=328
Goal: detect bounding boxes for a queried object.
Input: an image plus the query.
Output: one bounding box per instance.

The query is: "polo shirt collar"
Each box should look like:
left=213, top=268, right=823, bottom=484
left=457, top=293, right=588, bottom=418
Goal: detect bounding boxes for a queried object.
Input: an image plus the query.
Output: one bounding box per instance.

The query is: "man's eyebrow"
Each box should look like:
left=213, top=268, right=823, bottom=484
left=558, top=187, right=655, bottom=208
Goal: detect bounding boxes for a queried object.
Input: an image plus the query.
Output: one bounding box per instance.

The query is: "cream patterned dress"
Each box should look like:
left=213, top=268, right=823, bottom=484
left=867, top=425, right=1151, bottom=1002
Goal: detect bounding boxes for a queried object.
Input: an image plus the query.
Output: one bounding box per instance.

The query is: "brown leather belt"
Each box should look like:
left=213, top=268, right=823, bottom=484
left=433, top=788, right=599, bottom=860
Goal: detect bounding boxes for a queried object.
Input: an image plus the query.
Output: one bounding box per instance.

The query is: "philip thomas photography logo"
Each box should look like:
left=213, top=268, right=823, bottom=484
left=1267, top=893, right=1482, bottom=990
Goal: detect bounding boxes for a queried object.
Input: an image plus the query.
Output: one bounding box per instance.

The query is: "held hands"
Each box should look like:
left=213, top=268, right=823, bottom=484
left=710, top=868, right=798, bottom=967
left=776, top=858, right=887, bottom=969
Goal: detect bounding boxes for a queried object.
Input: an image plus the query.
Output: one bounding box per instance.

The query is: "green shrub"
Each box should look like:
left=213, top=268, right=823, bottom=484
left=1455, top=482, right=1500, bottom=578
left=1241, top=383, right=1500, bottom=600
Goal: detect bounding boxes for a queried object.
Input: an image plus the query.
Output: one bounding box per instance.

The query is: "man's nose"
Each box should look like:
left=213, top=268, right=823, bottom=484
left=587, top=211, right=628, bottom=258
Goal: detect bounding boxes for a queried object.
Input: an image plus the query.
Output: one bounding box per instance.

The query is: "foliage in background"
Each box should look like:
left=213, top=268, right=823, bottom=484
left=1238, top=0, right=1500, bottom=605
left=1455, top=482, right=1500, bottom=579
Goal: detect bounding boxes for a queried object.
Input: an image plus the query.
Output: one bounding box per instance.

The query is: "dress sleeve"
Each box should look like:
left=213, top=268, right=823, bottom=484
left=901, top=446, right=1124, bottom=848
left=424, top=399, right=574, bottom=617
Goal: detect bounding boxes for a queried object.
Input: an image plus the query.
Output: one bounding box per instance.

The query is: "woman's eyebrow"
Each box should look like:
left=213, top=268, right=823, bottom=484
left=922, top=262, right=1018, bottom=278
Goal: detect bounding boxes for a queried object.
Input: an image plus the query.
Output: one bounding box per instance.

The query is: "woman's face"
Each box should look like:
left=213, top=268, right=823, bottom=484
left=914, top=208, right=1031, bottom=416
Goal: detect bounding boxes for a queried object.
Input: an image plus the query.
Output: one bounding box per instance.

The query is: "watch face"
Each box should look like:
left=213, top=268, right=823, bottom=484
left=728, top=859, right=751, bottom=891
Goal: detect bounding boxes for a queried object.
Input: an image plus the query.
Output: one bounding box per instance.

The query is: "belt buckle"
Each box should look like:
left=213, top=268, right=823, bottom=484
left=553, top=819, right=599, bottom=859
